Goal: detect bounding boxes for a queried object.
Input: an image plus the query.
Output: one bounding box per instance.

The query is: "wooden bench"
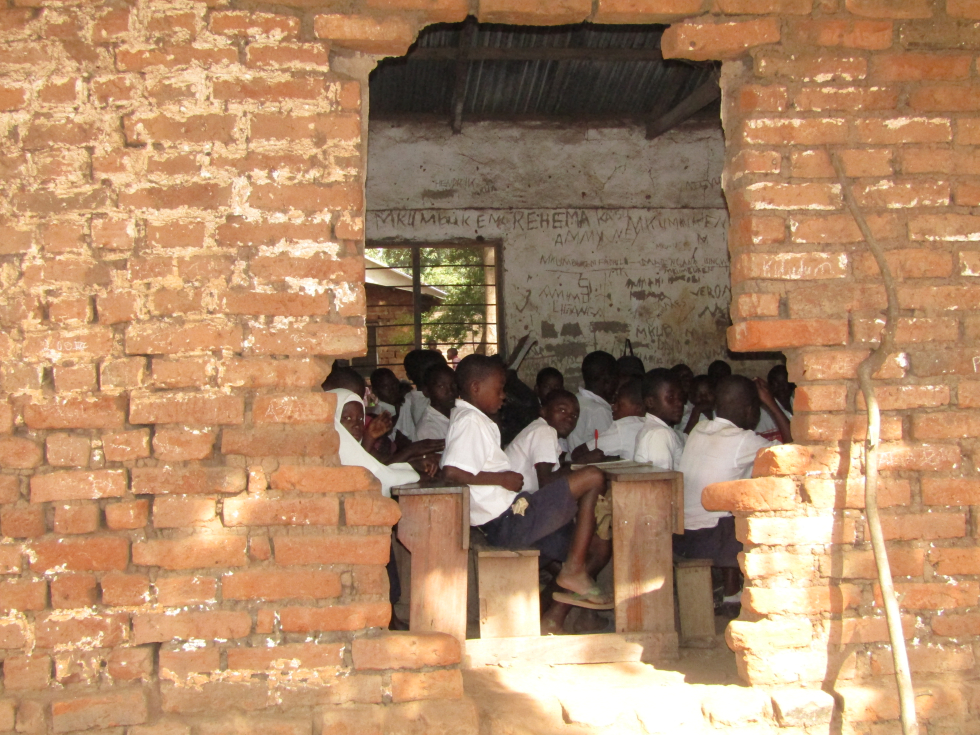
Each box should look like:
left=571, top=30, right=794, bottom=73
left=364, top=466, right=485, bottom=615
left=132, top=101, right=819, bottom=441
left=473, top=541, right=540, bottom=639
left=675, top=558, right=715, bottom=642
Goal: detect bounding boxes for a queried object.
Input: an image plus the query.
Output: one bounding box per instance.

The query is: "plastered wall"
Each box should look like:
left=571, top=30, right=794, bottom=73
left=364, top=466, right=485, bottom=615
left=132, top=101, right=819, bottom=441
left=367, top=119, right=745, bottom=383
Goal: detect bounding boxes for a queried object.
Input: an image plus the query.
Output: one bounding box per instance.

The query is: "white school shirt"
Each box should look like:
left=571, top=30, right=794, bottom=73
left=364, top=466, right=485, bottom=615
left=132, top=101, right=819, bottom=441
left=568, top=388, right=614, bottom=451
left=504, top=417, right=561, bottom=493
left=675, top=401, right=694, bottom=432
left=440, top=398, right=516, bottom=526
left=415, top=405, right=451, bottom=441
left=678, top=417, right=779, bottom=531
left=394, top=389, right=429, bottom=442
left=597, top=415, right=646, bottom=461
left=634, top=413, right=686, bottom=470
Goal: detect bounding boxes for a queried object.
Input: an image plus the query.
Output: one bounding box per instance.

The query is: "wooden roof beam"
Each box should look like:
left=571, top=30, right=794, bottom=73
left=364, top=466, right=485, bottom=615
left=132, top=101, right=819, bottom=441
left=645, top=72, right=719, bottom=141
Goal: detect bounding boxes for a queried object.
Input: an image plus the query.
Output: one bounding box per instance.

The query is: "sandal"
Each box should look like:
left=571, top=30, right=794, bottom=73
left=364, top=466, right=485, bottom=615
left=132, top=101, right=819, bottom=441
left=552, top=587, right=614, bottom=610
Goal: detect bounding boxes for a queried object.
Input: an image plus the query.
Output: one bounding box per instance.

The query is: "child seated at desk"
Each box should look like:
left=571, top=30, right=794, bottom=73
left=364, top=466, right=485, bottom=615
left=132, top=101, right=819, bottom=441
left=568, top=351, right=618, bottom=458
left=505, top=388, right=579, bottom=493
left=634, top=368, right=686, bottom=470
left=595, top=377, right=646, bottom=461
left=441, top=355, right=612, bottom=611
left=535, top=367, right=564, bottom=405
left=415, top=363, right=457, bottom=442
left=394, top=349, right=446, bottom=445
left=676, top=375, right=790, bottom=603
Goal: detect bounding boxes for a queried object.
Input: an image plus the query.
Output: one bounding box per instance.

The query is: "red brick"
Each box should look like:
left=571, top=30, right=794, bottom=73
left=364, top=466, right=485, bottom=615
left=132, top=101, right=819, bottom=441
left=855, top=248, right=952, bottom=278
left=900, top=284, right=980, bottom=310
left=877, top=512, right=965, bottom=540
left=221, top=425, right=339, bottom=458
left=146, top=221, right=207, bottom=250
left=787, top=283, right=889, bottom=317
left=270, top=465, right=379, bottom=493
left=854, top=116, right=951, bottom=143
left=105, top=500, right=149, bottom=530
left=911, top=213, right=980, bottom=241
left=345, top=496, right=402, bottom=527
left=854, top=384, right=950, bottom=411
left=731, top=150, right=781, bottom=178
left=873, top=53, right=971, bottom=80
left=737, top=84, right=788, bottom=112
left=902, top=146, right=954, bottom=173
left=213, top=75, right=327, bottom=102
left=922, top=477, right=980, bottom=505
left=222, top=569, right=341, bottom=601
left=124, top=114, right=237, bottom=145
left=743, top=584, right=863, bottom=615
left=248, top=183, right=362, bottom=214
left=219, top=360, right=328, bottom=391
left=131, top=466, right=246, bottom=495
left=126, top=322, right=242, bottom=355
left=151, top=358, right=213, bottom=389
left=52, top=364, right=97, bottom=393
left=119, top=183, right=232, bottom=210
left=101, top=357, right=147, bottom=390
left=0, top=505, right=43, bottom=538
left=115, top=44, right=237, bottom=71
left=929, top=547, right=980, bottom=575
left=913, top=410, right=980, bottom=439
left=251, top=112, right=359, bottom=142
left=845, top=0, right=932, bottom=17
left=913, top=347, right=980, bottom=375
left=742, top=117, right=846, bottom=145
left=0, top=437, right=42, bottom=470
left=100, top=573, right=150, bottom=606
left=222, top=291, right=334, bottom=318
left=25, top=395, right=126, bottom=430
left=133, top=537, right=246, bottom=570
left=49, top=572, right=97, bottom=608
left=0, top=619, right=26, bottom=648
left=390, top=670, right=463, bottom=703
left=222, top=497, right=339, bottom=526
left=103, top=429, right=151, bottom=462
left=661, top=18, right=779, bottom=61
left=209, top=11, right=300, bottom=37
left=738, top=515, right=856, bottom=545
left=0, top=544, right=23, bottom=574
left=313, top=13, right=417, bottom=55
left=755, top=52, right=867, bottom=81
left=275, top=535, right=389, bottom=565
left=734, top=293, right=780, bottom=318
left=791, top=18, right=893, bottom=48
left=853, top=317, right=957, bottom=345
left=880, top=581, right=978, bottom=609
left=728, top=319, right=847, bottom=351
left=253, top=393, right=336, bottom=425
left=0, top=579, right=46, bottom=611
left=155, top=576, right=217, bottom=606
left=108, top=647, right=153, bottom=681
left=910, top=85, right=980, bottom=112
left=249, top=536, right=272, bottom=562
left=36, top=611, right=127, bottom=649
left=45, top=434, right=89, bottom=468
left=820, top=548, right=923, bottom=578
left=955, top=179, right=980, bottom=204
left=53, top=503, right=99, bottom=535
left=32, top=536, right=129, bottom=573
left=793, top=413, right=904, bottom=441
left=51, top=688, right=147, bottom=732
left=226, top=642, right=343, bottom=670
left=4, top=655, right=50, bottom=690
left=877, top=442, right=960, bottom=470
left=353, top=632, right=461, bottom=671
left=853, top=179, right=949, bottom=209
left=279, top=602, right=391, bottom=632
left=732, top=252, right=847, bottom=282
left=958, top=380, right=980, bottom=406
left=97, top=292, right=141, bottom=325
left=159, top=647, right=220, bottom=678
left=30, top=469, right=128, bottom=503
left=153, top=428, right=216, bottom=461
left=152, top=496, right=217, bottom=528
left=129, top=390, right=244, bottom=426
left=246, top=42, right=330, bottom=69
left=133, top=610, right=251, bottom=644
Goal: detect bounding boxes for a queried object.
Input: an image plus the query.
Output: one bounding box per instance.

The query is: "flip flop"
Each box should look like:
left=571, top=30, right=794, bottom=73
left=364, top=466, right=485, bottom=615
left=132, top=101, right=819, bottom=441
left=552, top=587, right=614, bottom=610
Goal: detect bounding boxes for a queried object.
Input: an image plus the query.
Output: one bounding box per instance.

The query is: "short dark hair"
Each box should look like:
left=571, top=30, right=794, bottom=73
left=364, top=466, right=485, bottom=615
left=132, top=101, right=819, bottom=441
left=616, top=376, right=644, bottom=406
left=371, top=367, right=397, bottom=386
left=616, top=355, right=645, bottom=378
left=455, top=354, right=504, bottom=398
left=768, top=364, right=788, bottom=383
left=415, top=349, right=447, bottom=386
left=670, top=363, right=694, bottom=378
left=582, top=351, right=617, bottom=386
left=642, top=367, right=677, bottom=400
left=403, top=349, right=426, bottom=385
left=708, top=360, right=732, bottom=383
left=536, top=367, right=563, bottom=387
left=322, top=365, right=366, bottom=396
left=715, top=374, right=758, bottom=416
left=542, top=387, right=578, bottom=408
left=423, top=363, right=455, bottom=391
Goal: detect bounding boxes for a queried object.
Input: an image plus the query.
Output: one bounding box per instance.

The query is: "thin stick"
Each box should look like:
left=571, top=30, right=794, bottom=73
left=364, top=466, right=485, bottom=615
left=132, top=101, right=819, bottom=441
left=831, top=152, right=918, bottom=735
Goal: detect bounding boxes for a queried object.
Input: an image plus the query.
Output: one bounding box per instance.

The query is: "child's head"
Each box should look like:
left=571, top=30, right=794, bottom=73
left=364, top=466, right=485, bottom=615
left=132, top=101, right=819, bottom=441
left=670, top=363, right=695, bottom=404
left=707, top=359, right=732, bottom=386
left=642, top=368, right=684, bottom=425
left=370, top=367, right=402, bottom=406
left=456, top=354, right=507, bottom=416
left=540, top=388, right=580, bottom=439
left=447, top=347, right=458, bottom=359
left=535, top=367, right=564, bottom=404
left=616, top=355, right=645, bottom=380
left=612, top=377, right=645, bottom=420
left=691, top=374, right=715, bottom=408
left=714, top=375, right=761, bottom=431
left=403, top=349, right=426, bottom=385
left=423, top=363, right=458, bottom=414
left=322, top=364, right=366, bottom=398
left=768, top=364, right=793, bottom=406
left=581, top=351, right=618, bottom=402
left=338, top=397, right=365, bottom=442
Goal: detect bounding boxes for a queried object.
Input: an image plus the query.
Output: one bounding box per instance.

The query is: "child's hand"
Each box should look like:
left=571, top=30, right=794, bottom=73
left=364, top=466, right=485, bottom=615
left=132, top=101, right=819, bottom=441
left=366, top=411, right=393, bottom=440
left=754, top=377, right=778, bottom=409
left=575, top=448, right=608, bottom=464
left=499, top=471, right=524, bottom=493
left=406, top=439, right=444, bottom=458
left=418, top=455, right=438, bottom=478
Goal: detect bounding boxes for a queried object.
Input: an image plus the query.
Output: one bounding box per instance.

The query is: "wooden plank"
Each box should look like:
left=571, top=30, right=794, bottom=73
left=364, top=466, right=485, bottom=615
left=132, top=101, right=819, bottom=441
left=675, top=559, right=715, bottom=641
left=478, top=555, right=540, bottom=639
left=611, top=475, right=675, bottom=642
left=397, top=493, right=469, bottom=643
left=646, top=73, right=721, bottom=141
left=392, top=480, right=468, bottom=496
left=463, top=632, right=679, bottom=667
left=476, top=548, right=540, bottom=558
left=672, top=473, right=684, bottom=535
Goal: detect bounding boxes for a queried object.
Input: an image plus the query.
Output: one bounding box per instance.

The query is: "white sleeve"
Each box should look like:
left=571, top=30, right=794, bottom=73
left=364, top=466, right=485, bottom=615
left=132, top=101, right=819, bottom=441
left=596, top=424, right=621, bottom=456
left=734, top=432, right=780, bottom=476
left=441, top=415, right=491, bottom=476
left=636, top=429, right=676, bottom=470
left=394, top=402, right=416, bottom=441
left=525, top=426, right=561, bottom=467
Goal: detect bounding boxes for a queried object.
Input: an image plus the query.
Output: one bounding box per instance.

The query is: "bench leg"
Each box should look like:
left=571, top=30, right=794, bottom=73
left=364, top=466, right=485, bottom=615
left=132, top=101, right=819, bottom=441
left=675, top=560, right=715, bottom=640
left=478, top=555, right=541, bottom=639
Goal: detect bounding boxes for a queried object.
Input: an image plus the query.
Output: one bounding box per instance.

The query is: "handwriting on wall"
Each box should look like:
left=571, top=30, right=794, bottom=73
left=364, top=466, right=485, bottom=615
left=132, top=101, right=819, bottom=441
left=368, top=206, right=731, bottom=382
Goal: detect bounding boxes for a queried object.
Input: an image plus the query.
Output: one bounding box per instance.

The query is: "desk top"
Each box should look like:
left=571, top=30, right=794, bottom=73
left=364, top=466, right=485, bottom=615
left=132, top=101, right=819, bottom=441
left=392, top=479, right=469, bottom=497
left=573, top=460, right=681, bottom=482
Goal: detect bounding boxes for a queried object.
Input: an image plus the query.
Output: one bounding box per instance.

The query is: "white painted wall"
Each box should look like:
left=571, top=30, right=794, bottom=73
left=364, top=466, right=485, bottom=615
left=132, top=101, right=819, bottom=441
left=366, top=120, right=750, bottom=384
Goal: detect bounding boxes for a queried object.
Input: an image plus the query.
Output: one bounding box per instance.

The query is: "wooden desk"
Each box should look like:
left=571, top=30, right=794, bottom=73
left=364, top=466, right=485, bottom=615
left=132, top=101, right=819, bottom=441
left=392, top=480, right=470, bottom=644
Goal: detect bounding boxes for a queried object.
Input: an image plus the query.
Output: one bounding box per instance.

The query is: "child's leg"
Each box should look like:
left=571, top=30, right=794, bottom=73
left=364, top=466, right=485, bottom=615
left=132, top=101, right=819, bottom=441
left=542, top=534, right=612, bottom=633
left=554, top=467, right=605, bottom=595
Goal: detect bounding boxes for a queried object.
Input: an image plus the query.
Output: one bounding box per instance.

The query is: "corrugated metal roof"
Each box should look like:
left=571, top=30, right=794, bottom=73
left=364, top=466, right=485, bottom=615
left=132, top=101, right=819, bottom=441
left=370, top=21, right=718, bottom=123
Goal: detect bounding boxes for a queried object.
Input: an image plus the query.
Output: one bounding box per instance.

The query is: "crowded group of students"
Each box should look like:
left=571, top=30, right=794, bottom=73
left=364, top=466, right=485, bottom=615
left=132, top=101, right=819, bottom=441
left=322, top=346, right=795, bottom=633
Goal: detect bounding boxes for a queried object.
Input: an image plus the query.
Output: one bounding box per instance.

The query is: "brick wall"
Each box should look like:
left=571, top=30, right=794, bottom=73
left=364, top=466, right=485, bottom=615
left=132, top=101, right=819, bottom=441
left=2, top=0, right=978, bottom=732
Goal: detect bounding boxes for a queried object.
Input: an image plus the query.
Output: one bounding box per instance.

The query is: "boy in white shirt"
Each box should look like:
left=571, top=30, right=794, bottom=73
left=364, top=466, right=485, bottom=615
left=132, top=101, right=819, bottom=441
left=634, top=368, right=686, bottom=470
left=415, top=364, right=456, bottom=442
left=441, top=356, right=611, bottom=610
left=595, top=377, right=646, bottom=461
left=535, top=367, right=564, bottom=405
left=568, top=351, right=618, bottom=457
left=394, top=349, right=445, bottom=444
left=505, top=389, right=579, bottom=493
left=676, top=375, right=791, bottom=602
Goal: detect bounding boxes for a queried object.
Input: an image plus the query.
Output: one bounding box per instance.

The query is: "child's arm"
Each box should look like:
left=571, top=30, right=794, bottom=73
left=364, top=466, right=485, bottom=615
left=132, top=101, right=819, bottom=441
left=534, top=461, right=569, bottom=488
left=755, top=378, right=792, bottom=443
left=442, top=465, right=524, bottom=493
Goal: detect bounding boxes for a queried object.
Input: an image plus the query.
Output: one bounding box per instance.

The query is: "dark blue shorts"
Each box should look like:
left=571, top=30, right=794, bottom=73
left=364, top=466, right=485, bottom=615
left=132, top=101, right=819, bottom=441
left=673, top=515, right=741, bottom=569
left=479, top=477, right=578, bottom=563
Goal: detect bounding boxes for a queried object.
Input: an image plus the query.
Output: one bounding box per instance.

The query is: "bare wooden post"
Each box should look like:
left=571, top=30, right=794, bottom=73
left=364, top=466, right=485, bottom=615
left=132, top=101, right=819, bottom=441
left=675, top=558, right=714, bottom=641
left=477, top=549, right=540, bottom=639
